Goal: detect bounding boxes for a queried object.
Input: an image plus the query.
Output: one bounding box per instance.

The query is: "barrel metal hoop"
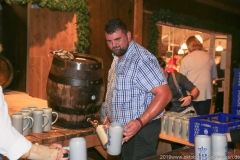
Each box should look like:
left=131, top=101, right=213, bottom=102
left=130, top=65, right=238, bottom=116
left=48, top=101, right=100, bottom=115
left=48, top=73, right=103, bottom=86
left=52, top=55, right=103, bottom=71
left=54, top=120, right=92, bottom=129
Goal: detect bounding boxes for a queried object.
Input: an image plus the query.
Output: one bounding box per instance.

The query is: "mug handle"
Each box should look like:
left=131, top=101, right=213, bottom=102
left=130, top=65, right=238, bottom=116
left=22, top=117, right=30, bottom=132
left=51, top=112, right=59, bottom=125
left=28, top=116, right=34, bottom=129
left=42, top=114, right=49, bottom=128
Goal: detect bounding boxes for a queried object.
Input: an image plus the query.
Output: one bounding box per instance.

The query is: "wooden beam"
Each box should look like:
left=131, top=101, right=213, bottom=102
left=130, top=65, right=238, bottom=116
left=223, top=35, right=232, bottom=113
left=133, top=0, right=143, bottom=45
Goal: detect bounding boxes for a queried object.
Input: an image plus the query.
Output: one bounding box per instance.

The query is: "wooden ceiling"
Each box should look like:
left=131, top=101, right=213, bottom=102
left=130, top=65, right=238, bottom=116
left=195, top=0, right=240, bottom=15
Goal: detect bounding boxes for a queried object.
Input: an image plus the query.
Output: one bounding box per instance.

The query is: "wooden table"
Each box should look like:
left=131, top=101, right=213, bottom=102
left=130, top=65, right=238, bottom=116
left=3, top=90, right=108, bottom=159
left=24, top=126, right=107, bottom=159
left=144, top=146, right=239, bottom=160
left=159, top=134, right=194, bottom=147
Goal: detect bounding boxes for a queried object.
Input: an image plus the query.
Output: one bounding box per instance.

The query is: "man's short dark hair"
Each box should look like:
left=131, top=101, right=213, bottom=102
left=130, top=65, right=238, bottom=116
left=104, top=18, right=127, bottom=34
left=157, top=57, right=166, bottom=69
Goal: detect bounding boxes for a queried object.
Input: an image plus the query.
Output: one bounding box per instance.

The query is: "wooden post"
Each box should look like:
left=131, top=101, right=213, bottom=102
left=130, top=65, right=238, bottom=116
left=133, top=0, right=143, bottom=45
left=223, top=35, right=232, bottom=113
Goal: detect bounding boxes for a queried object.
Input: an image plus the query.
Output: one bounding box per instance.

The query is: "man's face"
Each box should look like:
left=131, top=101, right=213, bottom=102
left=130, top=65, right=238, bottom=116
left=105, top=29, right=131, bottom=57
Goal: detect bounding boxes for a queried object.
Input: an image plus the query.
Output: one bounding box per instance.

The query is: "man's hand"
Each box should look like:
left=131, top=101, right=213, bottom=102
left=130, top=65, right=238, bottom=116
left=49, top=144, right=68, bottom=160
left=180, top=96, right=192, bottom=107
left=122, top=119, right=142, bottom=142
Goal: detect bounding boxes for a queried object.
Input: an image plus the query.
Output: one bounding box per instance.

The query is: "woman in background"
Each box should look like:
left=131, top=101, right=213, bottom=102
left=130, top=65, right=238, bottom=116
left=180, top=36, right=217, bottom=115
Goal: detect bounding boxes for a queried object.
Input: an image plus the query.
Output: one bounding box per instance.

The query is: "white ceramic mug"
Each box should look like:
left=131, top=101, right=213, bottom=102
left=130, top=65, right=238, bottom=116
left=174, top=118, right=182, bottom=138
left=107, top=122, right=124, bottom=156
left=160, top=115, right=169, bottom=134
left=11, top=112, right=31, bottom=135
left=167, top=115, right=177, bottom=136
left=32, top=109, right=49, bottom=133
left=64, top=137, right=87, bottom=160
left=42, top=108, right=58, bottom=132
left=27, top=106, right=38, bottom=111
left=20, top=110, right=34, bottom=136
left=195, top=135, right=211, bottom=160
left=21, top=108, right=34, bottom=132
left=181, top=118, right=190, bottom=140
left=211, top=133, right=228, bottom=160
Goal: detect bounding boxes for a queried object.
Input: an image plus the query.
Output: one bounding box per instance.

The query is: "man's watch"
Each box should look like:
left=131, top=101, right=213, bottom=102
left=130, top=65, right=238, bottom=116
left=189, top=95, right=194, bottom=101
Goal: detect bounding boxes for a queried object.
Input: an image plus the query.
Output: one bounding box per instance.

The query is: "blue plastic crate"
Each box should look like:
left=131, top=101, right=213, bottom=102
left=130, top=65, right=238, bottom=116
left=232, top=107, right=240, bottom=115
left=233, top=68, right=240, bottom=87
left=232, top=87, right=240, bottom=107
left=189, top=113, right=240, bottom=143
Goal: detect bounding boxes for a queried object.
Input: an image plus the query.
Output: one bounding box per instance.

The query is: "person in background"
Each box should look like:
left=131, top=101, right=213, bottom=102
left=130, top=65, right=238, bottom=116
left=157, top=57, right=199, bottom=112
left=157, top=57, right=199, bottom=150
left=103, top=18, right=172, bottom=160
left=166, top=55, right=178, bottom=73
left=226, top=129, right=240, bottom=143
left=0, top=86, right=68, bottom=160
left=180, top=36, right=217, bottom=115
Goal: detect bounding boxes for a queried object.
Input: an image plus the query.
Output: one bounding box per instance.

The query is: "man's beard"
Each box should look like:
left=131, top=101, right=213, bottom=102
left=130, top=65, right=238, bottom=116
left=112, top=46, right=128, bottom=57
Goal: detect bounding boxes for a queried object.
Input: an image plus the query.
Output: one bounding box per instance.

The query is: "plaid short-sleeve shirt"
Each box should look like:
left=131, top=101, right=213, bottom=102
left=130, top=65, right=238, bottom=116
left=105, top=41, right=167, bottom=126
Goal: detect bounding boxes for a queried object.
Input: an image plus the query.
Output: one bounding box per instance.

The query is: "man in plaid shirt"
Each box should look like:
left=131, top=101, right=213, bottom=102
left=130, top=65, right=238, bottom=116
left=103, top=18, right=172, bottom=160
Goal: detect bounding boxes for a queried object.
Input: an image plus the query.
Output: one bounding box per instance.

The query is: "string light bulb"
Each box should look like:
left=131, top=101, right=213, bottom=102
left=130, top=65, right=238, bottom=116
left=181, top=43, right=188, bottom=50
left=216, top=42, right=223, bottom=51
left=178, top=49, right=184, bottom=54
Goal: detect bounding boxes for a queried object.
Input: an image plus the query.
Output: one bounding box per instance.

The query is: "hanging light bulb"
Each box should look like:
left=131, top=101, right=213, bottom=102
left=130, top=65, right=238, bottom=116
left=181, top=43, right=188, bottom=50
left=178, top=49, right=184, bottom=54
left=216, top=42, right=223, bottom=51
left=195, top=35, right=203, bottom=43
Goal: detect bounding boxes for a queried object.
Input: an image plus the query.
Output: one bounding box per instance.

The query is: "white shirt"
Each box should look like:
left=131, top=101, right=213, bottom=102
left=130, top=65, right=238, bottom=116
left=0, top=86, right=31, bottom=160
left=180, top=50, right=217, bottom=101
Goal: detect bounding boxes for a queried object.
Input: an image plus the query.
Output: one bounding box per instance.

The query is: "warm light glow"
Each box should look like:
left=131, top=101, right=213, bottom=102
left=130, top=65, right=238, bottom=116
left=195, top=35, right=203, bottom=43
left=216, top=45, right=223, bottom=51
left=181, top=43, right=188, bottom=50
left=178, top=49, right=184, bottom=54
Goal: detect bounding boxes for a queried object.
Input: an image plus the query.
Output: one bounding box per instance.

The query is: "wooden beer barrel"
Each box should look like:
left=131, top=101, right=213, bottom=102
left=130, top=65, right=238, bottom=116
left=46, top=53, right=105, bottom=129
left=0, top=54, right=14, bottom=89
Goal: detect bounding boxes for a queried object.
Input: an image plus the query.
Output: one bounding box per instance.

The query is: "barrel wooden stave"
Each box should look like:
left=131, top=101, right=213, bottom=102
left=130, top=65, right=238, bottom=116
left=46, top=54, right=105, bottom=129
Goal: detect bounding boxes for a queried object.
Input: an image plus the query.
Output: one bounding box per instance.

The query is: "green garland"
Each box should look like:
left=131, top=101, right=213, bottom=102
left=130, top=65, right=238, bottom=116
left=149, top=9, right=240, bottom=108
left=5, top=0, right=90, bottom=53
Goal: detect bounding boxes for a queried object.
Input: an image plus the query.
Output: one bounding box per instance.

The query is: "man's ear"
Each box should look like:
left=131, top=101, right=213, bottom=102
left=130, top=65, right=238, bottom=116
left=127, top=31, right=132, bottom=41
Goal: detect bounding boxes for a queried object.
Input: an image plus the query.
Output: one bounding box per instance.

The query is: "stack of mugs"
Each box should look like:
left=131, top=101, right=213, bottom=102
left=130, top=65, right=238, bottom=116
left=195, top=133, right=228, bottom=160
left=11, top=106, right=58, bottom=136
left=160, top=111, right=196, bottom=141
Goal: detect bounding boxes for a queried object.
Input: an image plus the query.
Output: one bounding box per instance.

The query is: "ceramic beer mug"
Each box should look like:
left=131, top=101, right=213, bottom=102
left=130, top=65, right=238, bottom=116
left=174, top=117, right=182, bottom=138
left=32, top=109, right=49, bottom=133
left=64, top=137, right=87, bottom=160
left=11, top=112, right=31, bottom=135
left=211, top=133, right=228, bottom=160
left=20, top=110, right=34, bottom=136
left=42, top=107, right=58, bottom=132
left=181, top=118, right=190, bottom=140
left=27, top=106, right=38, bottom=111
left=160, top=114, right=169, bottom=134
left=195, top=135, right=211, bottom=160
left=21, top=108, right=34, bottom=132
left=107, top=122, right=124, bottom=155
left=167, top=115, right=177, bottom=136
left=87, top=119, right=124, bottom=155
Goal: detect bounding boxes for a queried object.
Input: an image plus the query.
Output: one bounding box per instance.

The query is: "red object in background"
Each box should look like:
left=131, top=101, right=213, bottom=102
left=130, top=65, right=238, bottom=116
left=166, top=57, right=177, bottom=73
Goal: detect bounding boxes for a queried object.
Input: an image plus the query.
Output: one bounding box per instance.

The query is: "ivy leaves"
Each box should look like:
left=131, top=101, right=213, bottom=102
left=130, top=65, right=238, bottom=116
left=5, top=0, right=90, bottom=53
